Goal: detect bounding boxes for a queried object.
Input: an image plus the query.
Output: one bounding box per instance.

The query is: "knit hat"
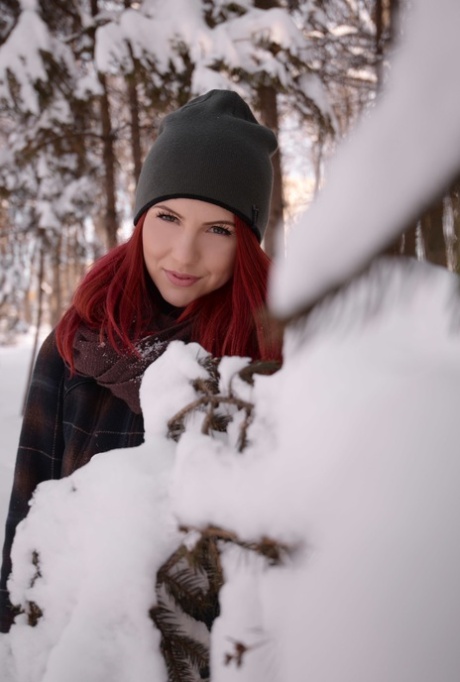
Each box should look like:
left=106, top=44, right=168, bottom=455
left=134, top=89, right=278, bottom=241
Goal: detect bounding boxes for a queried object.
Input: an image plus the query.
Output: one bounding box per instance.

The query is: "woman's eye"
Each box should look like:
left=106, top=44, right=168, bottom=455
left=209, top=225, right=234, bottom=237
left=157, top=212, right=177, bottom=223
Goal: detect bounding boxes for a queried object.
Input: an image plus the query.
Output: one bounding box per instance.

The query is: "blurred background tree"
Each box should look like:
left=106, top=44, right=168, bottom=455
left=0, top=0, right=454, bottom=343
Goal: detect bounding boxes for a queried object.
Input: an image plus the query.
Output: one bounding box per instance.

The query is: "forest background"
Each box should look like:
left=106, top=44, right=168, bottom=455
left=2, top=3, right=460, bottom=679
left=0, top=0, right=458, bottom=347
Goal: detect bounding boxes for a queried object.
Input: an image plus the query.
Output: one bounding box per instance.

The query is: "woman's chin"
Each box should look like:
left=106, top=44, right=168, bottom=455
left=157, top=287, right=200, bottom=308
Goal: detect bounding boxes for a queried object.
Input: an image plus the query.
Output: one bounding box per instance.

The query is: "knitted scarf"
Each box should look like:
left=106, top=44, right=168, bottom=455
left=73, top=313, right=195, bottom=415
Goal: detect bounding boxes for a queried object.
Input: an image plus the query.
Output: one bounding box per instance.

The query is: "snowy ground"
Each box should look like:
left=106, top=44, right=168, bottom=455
left=0, top=336, right=35, bottom=550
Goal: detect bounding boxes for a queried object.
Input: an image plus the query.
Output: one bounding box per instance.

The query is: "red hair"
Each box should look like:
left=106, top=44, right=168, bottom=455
left=56, top=214, right=281, bottom=369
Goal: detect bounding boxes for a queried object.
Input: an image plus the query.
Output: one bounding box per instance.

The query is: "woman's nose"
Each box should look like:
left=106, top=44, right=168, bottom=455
left=172, top=231, right=199, bottom=265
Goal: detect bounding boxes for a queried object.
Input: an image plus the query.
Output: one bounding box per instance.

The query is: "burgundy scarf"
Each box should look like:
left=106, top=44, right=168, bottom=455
left=73, top=315, right=195, bottom=414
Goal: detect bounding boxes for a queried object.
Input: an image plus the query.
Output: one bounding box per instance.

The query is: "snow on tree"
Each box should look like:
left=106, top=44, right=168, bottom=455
left=0, top=0, right=102, bottom=328
left=0, top=0, right=99, bottom=230
left=0, top=0, right=342, bottom=325
left=1, top=258, right=460, bottom=682
left=269, top=0, right=460, bottom=317
left=0, top=0, right=385, bottom=329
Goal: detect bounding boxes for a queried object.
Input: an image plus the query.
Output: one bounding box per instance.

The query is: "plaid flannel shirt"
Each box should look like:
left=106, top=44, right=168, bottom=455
left=0, top=331, right=144, bottom=632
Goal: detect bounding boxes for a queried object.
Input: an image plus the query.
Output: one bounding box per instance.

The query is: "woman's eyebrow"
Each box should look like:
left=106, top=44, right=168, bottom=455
left=155, top=204, right=182, bottom=218
left=204, top=221, right=235, bottom=227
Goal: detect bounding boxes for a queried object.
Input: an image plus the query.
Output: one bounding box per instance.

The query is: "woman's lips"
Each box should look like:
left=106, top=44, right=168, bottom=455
left=164, top=269, right=201, bottom=287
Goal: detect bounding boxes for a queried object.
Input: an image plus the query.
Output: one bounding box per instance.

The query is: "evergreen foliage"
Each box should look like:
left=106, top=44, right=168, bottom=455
left=149, top=355, right=288, bottom=680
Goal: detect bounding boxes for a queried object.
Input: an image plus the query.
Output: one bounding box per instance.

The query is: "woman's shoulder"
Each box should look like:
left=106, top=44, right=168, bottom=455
left=36, top=329, right=61, bottom=358
left=33, top=328, right=66, bottom=378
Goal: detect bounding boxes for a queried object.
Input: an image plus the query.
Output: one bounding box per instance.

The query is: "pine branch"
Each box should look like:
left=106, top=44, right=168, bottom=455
left=26, top=601, right=43, bottom=627
left=179, top=524, right=297, bottom=567
left=14, top=549, right=45, bottom=627
left=223, top=637, right=269, bottom=668
left=237, top=359, right=282, bottom=386
left=150, top=603, right=210, bottom=682
left=167, top=358, right=281, bottom=449
left=169, top=633, right=209, bottom=671
left=30, top=549, right=42, bottom=587
left=191, top=536, right=223, bottom=597
left=152, top=358, right=286, bottom=679
left=158, top=569, right=213, bottom=624
left=167, top=393, right=253, bottom=447
left=157, top=538, right=222, bottom=628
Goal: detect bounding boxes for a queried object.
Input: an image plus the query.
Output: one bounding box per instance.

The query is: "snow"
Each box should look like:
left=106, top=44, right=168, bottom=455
left=0, top=8, right=51, bottom=114
left=267, top=261, right=460, bottom=682
left=0, top=339, right=33, bottom=551
left=92, top=0, right=311, bottom=98
left=1, top=258, right=460, bottom=681
left=8, top=442, right=178, bottom=682
left=0, top=0, right=331, bottom=245
left=94, top=5, right=208, bottom=76
left=269, top=0, right=460, bottom=316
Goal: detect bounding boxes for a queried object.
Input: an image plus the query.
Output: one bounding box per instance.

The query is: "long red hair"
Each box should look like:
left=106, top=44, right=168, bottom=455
left=56, top=214, right=281, bottom=369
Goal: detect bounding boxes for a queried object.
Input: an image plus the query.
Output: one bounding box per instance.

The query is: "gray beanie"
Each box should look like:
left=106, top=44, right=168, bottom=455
left=134, top=89, right=278, bottom=241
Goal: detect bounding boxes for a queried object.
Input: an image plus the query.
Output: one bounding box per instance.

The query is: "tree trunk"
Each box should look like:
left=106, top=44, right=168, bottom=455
left=99, top=73, right=118, bottom=249
left=375, top=0, right=400, bottom=88
left=445, top=183, right=460, bottom=272
left=22, top=233, right=46, bottom=416
left=253, top=0, right=284, bottom=257
left=374, top=0, right=385, bottom=88
left=49, top=233, right=63, bottom=327
left=420, top=197, right=447, bottom=268
left=256, top=84, right=284, bottom=258
left=124, top=0, right=142, bottom=186
left=127, top=74, right=142, bottom=187
left=91, top=0, right=118, bottom=249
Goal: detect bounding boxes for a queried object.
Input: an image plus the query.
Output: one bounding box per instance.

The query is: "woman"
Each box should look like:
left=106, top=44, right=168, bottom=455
left=0, top=90, right=280, bottom=660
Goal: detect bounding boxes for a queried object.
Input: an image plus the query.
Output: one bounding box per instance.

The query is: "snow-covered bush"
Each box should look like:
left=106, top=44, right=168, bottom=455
left=1, top=258, right=460, bottom=682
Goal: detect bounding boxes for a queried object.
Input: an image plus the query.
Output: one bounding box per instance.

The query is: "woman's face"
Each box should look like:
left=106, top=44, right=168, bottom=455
left=142, top=198, right=237, bottom=307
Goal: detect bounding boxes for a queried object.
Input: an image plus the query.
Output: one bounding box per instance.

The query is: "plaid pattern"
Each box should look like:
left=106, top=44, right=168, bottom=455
left=0, top=331, right=144, bottom=632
